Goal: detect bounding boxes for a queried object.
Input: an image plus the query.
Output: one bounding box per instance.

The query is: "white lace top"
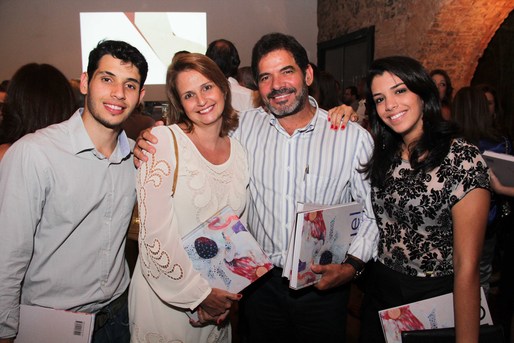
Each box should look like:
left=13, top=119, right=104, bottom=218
left=129, top=124, right=249, bottom=343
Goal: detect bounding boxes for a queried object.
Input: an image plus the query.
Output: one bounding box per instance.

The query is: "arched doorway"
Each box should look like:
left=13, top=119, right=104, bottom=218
left=472, top=10, right=514, bottom=137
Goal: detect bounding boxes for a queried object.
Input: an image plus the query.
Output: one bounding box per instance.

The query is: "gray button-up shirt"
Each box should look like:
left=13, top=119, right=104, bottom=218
left=0, top=110, right=136, bottom=338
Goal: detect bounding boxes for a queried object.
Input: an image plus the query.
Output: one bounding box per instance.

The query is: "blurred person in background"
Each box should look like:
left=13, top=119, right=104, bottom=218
left=0, top=80, right=9, bottom=126
left=342, top=85, right=359, bottom=112
left=318, top=71, right=342, bottom=111
left=236, top=66, right=261, bottom=108
left=452, top=86, right=512, bottom=297
left=206, top=39, right=255, bottom=112
left=430, top=69, right=453, bottom=121
left=0, top=64, right=75, bottom=161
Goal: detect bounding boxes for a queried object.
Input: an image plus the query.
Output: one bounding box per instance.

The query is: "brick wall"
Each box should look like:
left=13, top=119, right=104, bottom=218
left=318, top=0, right=514, bottom=91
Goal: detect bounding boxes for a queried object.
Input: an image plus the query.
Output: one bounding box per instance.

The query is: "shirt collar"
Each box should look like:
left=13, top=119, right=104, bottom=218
left=69, top=108, right=132, bottom=162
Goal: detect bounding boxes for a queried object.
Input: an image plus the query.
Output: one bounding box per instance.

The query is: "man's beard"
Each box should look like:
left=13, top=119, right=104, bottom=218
left=86, top=95, right=124, bottom=130
left=263, top=84, right=308, bottom=118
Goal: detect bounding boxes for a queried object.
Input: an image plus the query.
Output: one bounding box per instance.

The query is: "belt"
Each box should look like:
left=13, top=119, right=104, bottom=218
left=94, top=288, right=128, bottom=332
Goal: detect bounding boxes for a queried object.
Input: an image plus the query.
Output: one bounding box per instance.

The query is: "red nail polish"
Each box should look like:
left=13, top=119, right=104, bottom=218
left=341, top=125, right=345, bottom=130
left=328, top=116, right=331, bottom=122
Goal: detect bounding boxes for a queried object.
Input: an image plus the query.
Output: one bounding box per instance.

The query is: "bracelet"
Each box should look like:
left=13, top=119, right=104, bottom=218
left=343, top=255, right=365, bottom=279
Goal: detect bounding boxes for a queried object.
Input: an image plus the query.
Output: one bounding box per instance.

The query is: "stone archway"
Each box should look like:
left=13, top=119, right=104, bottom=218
left=418, top=0, right=514, bottom=91
left=317, top=0, right=514, bottom=91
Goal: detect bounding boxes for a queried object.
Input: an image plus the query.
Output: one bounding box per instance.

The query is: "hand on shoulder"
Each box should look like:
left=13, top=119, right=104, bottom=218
left=327, top=104, right=358, bottom=131
left=133, top=121, right=163, bottom=167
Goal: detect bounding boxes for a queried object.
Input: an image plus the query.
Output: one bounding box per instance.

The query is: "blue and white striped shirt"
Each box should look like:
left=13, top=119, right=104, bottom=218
left=234, top=97, right=379, bottom=268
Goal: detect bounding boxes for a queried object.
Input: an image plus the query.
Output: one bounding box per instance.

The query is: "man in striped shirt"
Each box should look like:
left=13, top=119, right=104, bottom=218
left=134, top=32, right=378, bottom=343
left=234, top=32, right=378, bottom=343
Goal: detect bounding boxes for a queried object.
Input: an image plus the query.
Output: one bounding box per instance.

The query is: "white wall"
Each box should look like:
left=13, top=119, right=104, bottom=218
left=0, top=0, right=317, bottom=100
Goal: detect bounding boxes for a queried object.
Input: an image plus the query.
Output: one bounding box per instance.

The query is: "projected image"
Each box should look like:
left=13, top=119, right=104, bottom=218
left=80, top=12, right=207, bottom=85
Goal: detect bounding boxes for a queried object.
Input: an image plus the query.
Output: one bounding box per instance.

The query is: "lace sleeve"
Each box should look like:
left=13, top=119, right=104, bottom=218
left=137, top=125, right=211, bottom=310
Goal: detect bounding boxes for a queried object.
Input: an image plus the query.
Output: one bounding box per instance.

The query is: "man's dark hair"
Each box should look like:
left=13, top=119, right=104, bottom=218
left=0, top=80, right=9, bottom=92
left=251, top=33, right=309, bottom=83
left=205, top=39, right=240, bottom=78
left=87, top=40, right=148, bottom=88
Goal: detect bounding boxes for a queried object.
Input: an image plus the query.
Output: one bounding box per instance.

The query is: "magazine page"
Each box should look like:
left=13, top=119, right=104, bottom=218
left=282, top=203, right=305, bottom=280
left=15, top=305, right=95, bottom=343
left=378, top=288, right=493, bottom=343
left=483, top=150, right=514, bottom=187
left=182, top=206, right=273, bottom=294
left=289, top=202, right=363, bottom=289
left=183, top=206, right=273, bottom=320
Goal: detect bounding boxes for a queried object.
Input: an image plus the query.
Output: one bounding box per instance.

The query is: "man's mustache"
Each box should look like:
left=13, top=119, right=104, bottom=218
left=267, top=87, right=296, bottom=99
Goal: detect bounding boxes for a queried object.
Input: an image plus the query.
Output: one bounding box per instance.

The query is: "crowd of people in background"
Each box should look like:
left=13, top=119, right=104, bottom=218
left=0, top=31, right=513, bottom=343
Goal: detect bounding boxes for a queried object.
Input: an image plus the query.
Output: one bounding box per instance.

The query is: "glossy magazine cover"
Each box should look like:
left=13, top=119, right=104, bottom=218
left=284, top=202, right=363, bottom=289
left=183, top=206, right=273, bottom=293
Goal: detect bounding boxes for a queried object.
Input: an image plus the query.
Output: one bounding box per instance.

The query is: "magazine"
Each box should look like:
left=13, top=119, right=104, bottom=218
left=483, top=150, right=514, bottom=187
left=283, top=202, right=363, bottom=289
left=378, top=288, right=493, bottom=343
left=182, top=206, right=273, bottom=319
left=14, top=305, right=95, bottom=343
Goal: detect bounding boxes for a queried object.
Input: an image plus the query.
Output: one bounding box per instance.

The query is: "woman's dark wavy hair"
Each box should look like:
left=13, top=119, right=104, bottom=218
left=0, top=63, right=76, bottom=145
left=475, top=83, right=510, bottom=138
left=251, top=32, right=309, bottom=83
left=362, top=56, right=458, bottom=186
left=166, top=53, right=238, bottom=137
left=452, top=86, right=502, bottom=146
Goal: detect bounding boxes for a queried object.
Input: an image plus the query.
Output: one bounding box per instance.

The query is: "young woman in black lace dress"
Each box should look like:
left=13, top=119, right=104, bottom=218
left=359, top=56, right=490, bottom=343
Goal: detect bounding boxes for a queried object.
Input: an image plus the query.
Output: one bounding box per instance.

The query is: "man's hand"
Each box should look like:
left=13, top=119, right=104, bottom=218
left=133, top=121, right=163, bottom=168
left=327, top=104, right=358, bottom=131
left=311, top=263, right=356, bottom=290
left=0, top=338, right=15, bottom=343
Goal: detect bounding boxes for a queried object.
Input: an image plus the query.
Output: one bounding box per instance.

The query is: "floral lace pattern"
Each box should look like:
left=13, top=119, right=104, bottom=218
left=177, top=135, right=248, bottom=229
left=374, top=139, right=489, bottom=277
left=138, top=154, right=184, bottom=281
left=131, top=323, right=228, bottom=343
left=130, top=125, right=247, bottom=343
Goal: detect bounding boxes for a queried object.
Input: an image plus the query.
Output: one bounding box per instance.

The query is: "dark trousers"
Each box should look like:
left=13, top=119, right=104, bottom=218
left=359, top=261, right=453, bottom=343
left=240, top=267, right=350, bottom=343
left=92, top=291, right=130, bottom=343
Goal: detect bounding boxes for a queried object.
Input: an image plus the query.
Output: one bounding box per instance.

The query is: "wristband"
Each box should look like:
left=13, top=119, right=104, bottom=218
left=343, top=255, right=365, bottom=279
